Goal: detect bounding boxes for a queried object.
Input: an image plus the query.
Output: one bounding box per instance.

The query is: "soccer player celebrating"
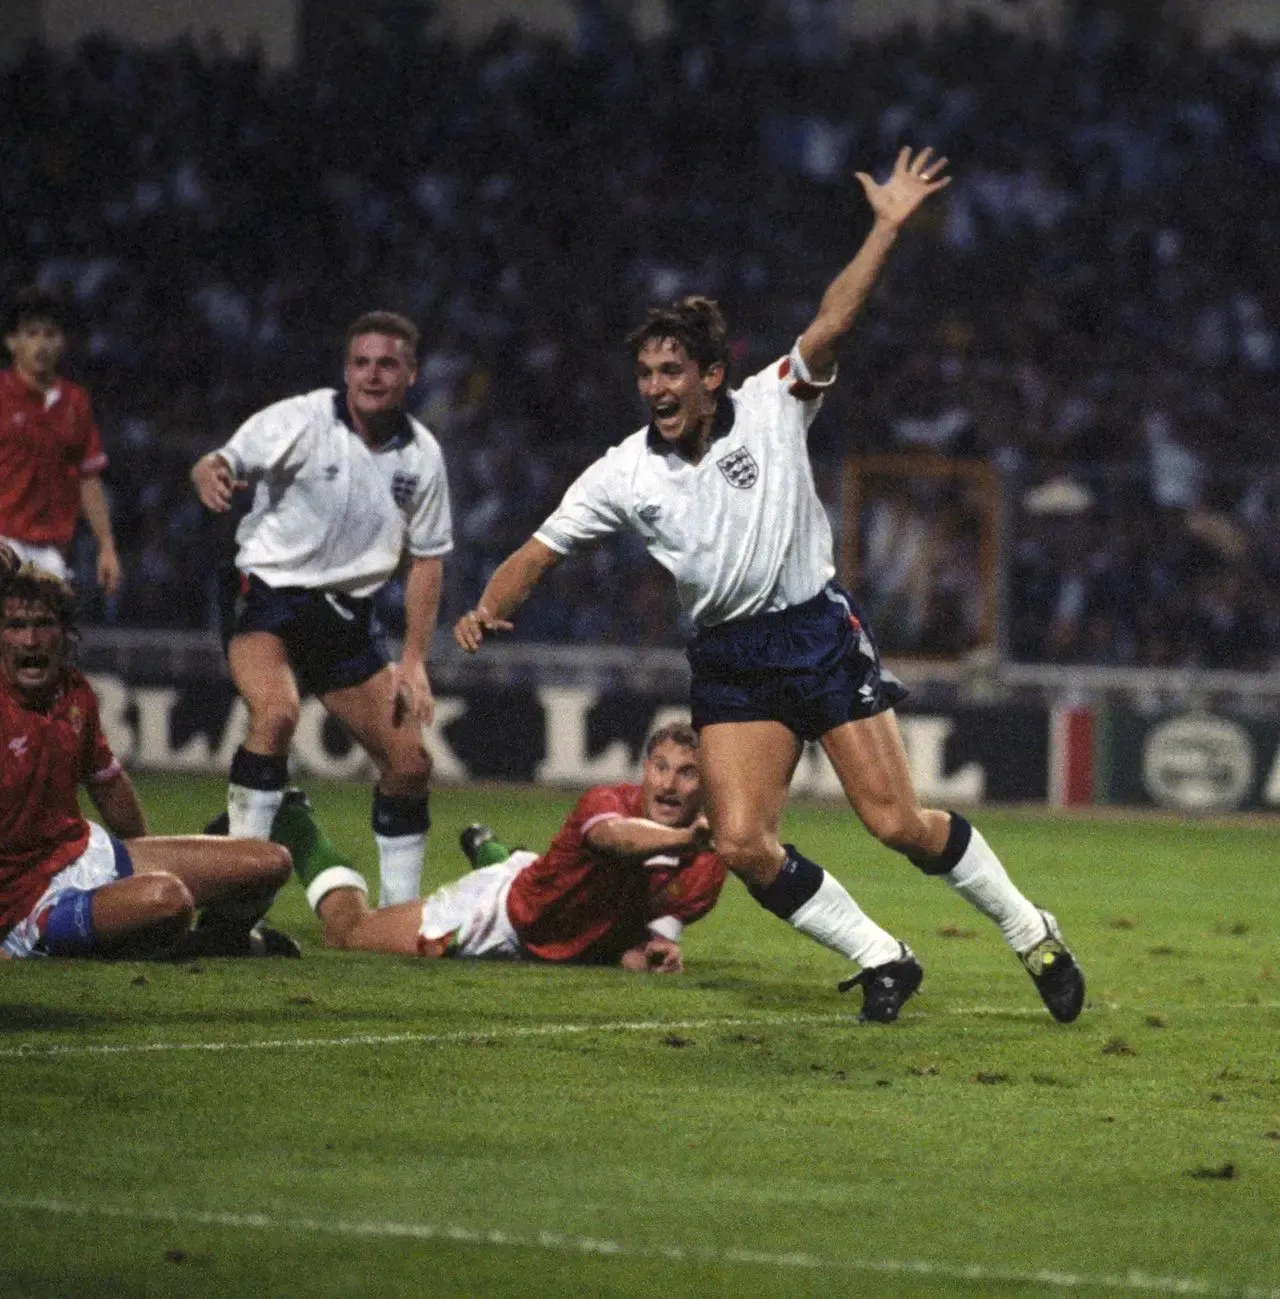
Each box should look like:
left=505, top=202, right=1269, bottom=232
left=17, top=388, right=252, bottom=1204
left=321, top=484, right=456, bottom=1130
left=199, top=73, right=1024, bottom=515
left=272, top=722, right=726, bottom=972
left=0, top=287, right=122, bottom=596
left=190, top=311, right=453, bottom=907
left=454, top=148, right=1084, bottom=1023
left=0, top=553, right=295, bottom=960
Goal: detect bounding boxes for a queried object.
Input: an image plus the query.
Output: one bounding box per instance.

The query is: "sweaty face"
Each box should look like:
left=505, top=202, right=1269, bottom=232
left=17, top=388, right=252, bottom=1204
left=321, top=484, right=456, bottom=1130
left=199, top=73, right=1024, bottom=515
left=344, top=332, right=417, bottom=426
left=635, top=338, right=723, bottom=449
left=5, top=320, right=65, bottom=388
left=0, top=596, right=67, bottom=700
left=640, top=739, right=702, bottom=828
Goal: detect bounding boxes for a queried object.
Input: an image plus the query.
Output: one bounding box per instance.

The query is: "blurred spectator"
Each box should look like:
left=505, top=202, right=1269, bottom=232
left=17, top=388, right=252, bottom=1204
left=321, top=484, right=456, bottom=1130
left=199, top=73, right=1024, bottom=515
left=4, top=12, right=1280, bottom=666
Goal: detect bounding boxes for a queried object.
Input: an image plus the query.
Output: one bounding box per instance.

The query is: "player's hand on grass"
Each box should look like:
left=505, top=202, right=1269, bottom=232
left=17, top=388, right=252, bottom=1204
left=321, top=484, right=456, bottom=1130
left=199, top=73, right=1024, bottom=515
left=453, top=605, right=514, bottom=653
left=191, top=453, right=247, bottom=512
left=620, top=936, right=683, bottom=974
left=856, top=145, right=950, bottom=228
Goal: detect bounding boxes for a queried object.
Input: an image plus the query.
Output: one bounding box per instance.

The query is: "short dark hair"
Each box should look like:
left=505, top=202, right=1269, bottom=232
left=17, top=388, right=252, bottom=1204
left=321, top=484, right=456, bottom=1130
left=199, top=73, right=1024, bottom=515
left=5, top=286, right=66, bottom=336
left=626, top=296, right=730, bottom=384
left=645, top=720, right=698, bottom=756
left=2, top=563, right=79, bottom=659
left=345, top=310, right=420, bottom=358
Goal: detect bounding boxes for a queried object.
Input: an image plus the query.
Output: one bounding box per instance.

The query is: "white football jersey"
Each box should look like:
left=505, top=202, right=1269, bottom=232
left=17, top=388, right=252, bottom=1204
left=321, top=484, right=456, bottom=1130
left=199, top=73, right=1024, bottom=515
left=217, top=388, right=453, bottom=597
left=535, top=344, right=835, bottom=627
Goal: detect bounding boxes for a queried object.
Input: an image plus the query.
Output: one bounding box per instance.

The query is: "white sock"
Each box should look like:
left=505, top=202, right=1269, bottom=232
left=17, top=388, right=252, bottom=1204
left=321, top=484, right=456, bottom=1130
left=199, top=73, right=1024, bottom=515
left=787, top=871, right=902, bottom=969
left=376, top=832, right=426, bottom=907
left=943, top=825, right=1044, bottom=952
left=227, top=784, right=285, bottom=839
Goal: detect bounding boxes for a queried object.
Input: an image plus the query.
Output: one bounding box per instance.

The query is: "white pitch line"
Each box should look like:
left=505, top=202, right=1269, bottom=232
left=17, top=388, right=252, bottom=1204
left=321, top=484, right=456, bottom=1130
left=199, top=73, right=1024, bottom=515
left=0, top=1195, right=1276, bottom=1299
left=2, top=1000, right=1275, bottom=1061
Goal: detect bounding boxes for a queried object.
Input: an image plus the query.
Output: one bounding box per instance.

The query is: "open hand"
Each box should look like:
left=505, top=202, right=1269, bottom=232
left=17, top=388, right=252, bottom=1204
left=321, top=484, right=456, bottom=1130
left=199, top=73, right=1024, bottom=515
left=856, top=146, right=950, bottom=228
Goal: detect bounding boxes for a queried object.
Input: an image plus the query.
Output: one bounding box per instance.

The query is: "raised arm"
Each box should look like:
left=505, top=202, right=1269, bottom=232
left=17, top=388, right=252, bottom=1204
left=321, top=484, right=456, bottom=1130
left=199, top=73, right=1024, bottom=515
left=454, top=536, right=562, bottom=651
left=797, top=146, right=950, bottom=382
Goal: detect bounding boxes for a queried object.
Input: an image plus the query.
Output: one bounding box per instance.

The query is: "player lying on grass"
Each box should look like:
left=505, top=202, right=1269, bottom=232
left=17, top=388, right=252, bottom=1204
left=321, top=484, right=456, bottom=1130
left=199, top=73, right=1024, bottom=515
left=271, top=721, right=727, bottom=971
left=0, top=548, right=298, bottom=960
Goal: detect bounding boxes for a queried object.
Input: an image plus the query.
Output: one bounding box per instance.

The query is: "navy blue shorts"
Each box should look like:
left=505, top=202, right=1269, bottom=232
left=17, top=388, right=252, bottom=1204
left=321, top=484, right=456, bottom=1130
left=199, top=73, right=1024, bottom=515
left=687, top=583, right=909, bottom=742
left=218, top=569, right=390, bottom=697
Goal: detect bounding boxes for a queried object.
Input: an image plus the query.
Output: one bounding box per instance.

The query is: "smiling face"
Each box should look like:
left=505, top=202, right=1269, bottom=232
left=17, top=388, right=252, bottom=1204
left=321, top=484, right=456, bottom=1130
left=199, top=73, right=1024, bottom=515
left=1, top=594, right=67, bottom=703
left=635, top=337, right=725, bottom=454
left=5, top=318, right=65, bottom=389
left=639, top=738, right=702, bottom=828
left=343, top=331, right=417, bottom=434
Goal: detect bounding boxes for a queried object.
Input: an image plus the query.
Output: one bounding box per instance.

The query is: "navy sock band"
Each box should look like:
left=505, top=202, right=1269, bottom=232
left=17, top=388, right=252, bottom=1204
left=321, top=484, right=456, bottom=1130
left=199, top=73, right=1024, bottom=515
left=748, top=845, right=824, bottom=919
left=908, top=811, right=973, bottom=876
left=372, top=789, right=430, bottom=837
left=229, top=746, right=289, bottom=791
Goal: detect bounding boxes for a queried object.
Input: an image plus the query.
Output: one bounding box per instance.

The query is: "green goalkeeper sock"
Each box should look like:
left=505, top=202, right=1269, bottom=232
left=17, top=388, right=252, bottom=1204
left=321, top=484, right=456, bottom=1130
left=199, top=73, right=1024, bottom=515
left=271, top=798, right=352, bottom=889
left=474, top=838, right=511, bottom=868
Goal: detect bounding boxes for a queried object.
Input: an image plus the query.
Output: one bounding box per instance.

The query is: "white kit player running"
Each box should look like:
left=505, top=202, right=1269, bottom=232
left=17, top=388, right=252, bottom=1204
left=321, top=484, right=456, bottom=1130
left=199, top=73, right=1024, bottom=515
left=456, top=147, right=1084, bottom=1024
left=191, top=311, right=453, bottom=906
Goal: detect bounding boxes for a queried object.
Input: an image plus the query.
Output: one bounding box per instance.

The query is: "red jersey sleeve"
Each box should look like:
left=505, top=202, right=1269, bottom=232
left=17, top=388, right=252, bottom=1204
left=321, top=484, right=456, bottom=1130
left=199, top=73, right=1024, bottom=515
left=73, top=388, right=108, bottom=477
left=645, top=850, right=727, bottom=927
left=72, top=675, right=120, bottom=785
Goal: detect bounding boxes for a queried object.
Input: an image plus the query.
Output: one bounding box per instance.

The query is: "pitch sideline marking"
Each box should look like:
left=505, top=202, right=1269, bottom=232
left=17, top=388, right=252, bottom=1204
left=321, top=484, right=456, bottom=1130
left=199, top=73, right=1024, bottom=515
left=2, top=1001, right=1276, bottom=1061
left=0, top=1194, right=1276, bottom=1299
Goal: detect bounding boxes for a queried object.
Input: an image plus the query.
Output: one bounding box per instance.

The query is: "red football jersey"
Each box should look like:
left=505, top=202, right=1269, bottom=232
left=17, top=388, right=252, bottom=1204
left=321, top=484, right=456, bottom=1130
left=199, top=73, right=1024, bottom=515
left=506, top=783, right=726, bottom=963
left=0, top=669, right=120, bottom=932
left=0, top=370, right=107, bottom=546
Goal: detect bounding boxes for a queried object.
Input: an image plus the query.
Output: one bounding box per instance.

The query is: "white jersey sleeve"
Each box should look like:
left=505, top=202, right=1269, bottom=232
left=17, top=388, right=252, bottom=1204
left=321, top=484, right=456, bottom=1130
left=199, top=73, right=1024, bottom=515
left=403, top=423, right=454, bottom=559
left=217, top=395, right=313, bottom=480
left=534, top=445, right=630, bottom=555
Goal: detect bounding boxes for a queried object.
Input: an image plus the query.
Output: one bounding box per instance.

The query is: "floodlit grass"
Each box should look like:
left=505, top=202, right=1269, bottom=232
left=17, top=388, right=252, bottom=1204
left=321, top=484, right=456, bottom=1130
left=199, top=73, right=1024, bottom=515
left=2, top=773, right=1278, bottom=1298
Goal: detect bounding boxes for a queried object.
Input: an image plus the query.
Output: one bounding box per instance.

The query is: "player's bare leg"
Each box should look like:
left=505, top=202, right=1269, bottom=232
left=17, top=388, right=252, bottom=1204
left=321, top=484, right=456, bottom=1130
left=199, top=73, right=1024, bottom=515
left=313, top=888, right=425, bottom=954
left=127, top=835, right=291, bottom=907
left=699, top=721, right=914, bottom=1020
left=323, top=665, right=433, bottom=906
left=225, top=632, right=300, bottom=837
left=127, top=834, right=297, bottom=958
left=823, top=711, right=1085, bottom=1022
left=88, top=873, right=196, bottom=956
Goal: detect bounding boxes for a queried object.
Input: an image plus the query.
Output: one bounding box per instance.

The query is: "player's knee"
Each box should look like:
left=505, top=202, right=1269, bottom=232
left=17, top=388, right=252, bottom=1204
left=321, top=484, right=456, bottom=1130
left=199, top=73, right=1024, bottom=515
left=861, top=801, right=927, bottom=855
left=139, top=873, right=197, bottom=927
left=714, top=830, right=777, bottom=886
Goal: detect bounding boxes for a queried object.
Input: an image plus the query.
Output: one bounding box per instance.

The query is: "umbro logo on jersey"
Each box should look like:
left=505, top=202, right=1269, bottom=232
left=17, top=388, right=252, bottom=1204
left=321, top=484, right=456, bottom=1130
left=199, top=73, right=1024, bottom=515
left=638, top=504, right=662, bottom=524
left=8, top=736, right=28, bottom=757
left=323, top=464, right=340, bottom=480
left=716, top=446, right=759, bottom=489
left=390, top=470, right=420, bottom=507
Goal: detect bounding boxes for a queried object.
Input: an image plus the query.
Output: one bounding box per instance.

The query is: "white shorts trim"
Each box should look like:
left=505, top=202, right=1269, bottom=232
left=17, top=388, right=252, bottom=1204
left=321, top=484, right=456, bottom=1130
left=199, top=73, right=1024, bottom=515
left=1, top=824, right=126, bottom=959
left=417, top=851, right=535, bottom=959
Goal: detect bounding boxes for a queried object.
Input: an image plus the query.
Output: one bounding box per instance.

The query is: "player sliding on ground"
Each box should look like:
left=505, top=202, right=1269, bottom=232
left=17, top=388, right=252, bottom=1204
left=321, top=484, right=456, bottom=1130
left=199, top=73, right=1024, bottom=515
left=0, top=549, right=297, bottom=960
left=271, top=723, right=726, bottom=971
left=453, top=147, right=1084, bottom=1023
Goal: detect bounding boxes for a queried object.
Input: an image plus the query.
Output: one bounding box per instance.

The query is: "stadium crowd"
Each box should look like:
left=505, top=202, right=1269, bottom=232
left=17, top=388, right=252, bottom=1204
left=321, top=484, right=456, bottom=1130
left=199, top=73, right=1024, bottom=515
left=4, top=2, right=1280, bottom=667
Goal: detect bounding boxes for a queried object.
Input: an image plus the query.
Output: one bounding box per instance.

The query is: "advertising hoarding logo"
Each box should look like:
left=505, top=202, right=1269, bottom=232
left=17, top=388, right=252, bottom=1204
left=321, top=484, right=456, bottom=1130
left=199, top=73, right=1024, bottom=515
left=1141, top=714, right=1254, bottom=812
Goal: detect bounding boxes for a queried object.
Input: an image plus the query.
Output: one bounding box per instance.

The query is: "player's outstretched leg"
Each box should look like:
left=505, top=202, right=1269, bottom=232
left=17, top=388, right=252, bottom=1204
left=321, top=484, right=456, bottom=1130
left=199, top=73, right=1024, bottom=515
left=911, top=812, right=1084, bottom=1023
left=747, top=844, right=923, bottom=1024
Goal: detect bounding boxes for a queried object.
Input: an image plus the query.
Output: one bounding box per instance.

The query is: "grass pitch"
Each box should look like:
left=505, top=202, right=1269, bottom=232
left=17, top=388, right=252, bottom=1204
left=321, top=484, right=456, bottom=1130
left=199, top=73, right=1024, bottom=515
left=1, top=774, right=1277, bottom=1298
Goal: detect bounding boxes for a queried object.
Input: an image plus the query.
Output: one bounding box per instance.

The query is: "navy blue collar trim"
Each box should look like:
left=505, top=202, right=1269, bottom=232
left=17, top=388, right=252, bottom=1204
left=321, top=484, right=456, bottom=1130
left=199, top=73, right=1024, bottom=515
left=645, top=393, right=736, bottom=453
left=333, top=389, right=413, bottom=450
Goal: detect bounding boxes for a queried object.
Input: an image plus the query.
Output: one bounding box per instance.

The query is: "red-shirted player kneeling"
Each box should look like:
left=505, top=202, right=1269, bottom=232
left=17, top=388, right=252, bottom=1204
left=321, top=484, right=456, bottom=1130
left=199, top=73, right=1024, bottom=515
left=271, top=722, right=726, bottom=972
left=0, top=553, right=297, bottom=960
